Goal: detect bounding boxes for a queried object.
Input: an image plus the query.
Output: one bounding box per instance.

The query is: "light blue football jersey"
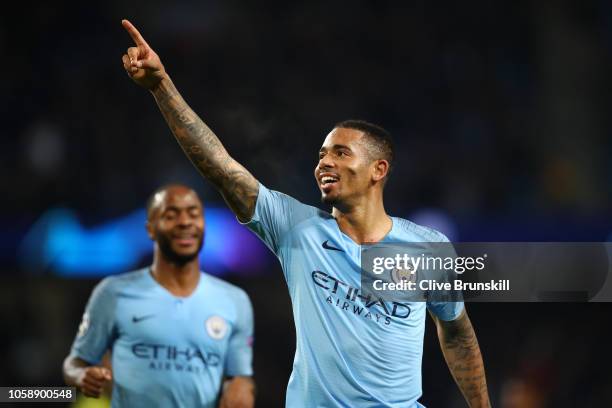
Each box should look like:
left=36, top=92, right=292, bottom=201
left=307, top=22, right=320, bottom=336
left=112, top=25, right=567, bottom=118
left=245, top=184, right=463, bottom=408
left=70, top=269, right=253, bottom=408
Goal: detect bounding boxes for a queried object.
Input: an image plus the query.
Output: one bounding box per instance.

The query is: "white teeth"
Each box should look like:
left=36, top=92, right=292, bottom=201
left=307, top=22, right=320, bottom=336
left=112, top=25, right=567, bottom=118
left=321, top=176, right=338, bottom=184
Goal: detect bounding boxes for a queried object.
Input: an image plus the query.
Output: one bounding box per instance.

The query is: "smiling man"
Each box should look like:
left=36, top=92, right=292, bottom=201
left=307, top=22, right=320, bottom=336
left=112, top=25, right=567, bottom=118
left=120, top=19, right=490, bottom=407
left=63, top=185, right=255, bottom=408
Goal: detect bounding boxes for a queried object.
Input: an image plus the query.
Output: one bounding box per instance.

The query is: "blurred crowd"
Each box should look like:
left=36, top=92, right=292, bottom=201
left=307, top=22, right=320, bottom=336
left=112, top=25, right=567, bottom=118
left=2, top=0, right=610, bottom=223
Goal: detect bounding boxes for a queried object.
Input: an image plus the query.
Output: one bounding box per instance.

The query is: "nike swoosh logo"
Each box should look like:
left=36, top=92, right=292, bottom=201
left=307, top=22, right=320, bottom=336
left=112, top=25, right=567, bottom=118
left=132, top=314, right=156, bottom=323
left=322, top=240, right=344, bottom=252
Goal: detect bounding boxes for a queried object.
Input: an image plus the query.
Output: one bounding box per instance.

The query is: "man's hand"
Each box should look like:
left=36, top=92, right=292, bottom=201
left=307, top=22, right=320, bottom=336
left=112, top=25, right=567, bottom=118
left=121, top=19, right=167, bottom=90
left=219, top=376, right=255, bottom=408
left=76, top=366, right=112, bottom=398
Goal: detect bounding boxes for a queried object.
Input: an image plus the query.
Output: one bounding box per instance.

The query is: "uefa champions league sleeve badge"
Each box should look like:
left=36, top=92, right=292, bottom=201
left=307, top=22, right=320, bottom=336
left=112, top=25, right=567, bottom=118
left=77, top=313, right=90, bottom=338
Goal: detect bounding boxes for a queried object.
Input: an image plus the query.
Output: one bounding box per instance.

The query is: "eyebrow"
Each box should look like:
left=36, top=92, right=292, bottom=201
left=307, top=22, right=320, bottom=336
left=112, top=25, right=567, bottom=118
left=162, top=204, right=201, bottom=213
left=319, top=144, right=352, bottom=152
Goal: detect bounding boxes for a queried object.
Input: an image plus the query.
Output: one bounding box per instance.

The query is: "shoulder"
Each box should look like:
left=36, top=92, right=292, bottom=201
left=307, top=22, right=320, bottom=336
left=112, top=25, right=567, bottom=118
left=392, top=217, right=451, bottom=243
left=201, top=273, right=252, bottom=306
left=258, top=184, right=321, bottom=216
left=94, top=268, right=149, bottom=295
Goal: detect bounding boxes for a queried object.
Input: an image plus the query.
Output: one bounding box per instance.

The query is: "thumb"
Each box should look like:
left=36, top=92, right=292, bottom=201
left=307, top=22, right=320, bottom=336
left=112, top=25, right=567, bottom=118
left=100, top=367, right=113, bottom=381
left=90, top=366, right=112, bottom=381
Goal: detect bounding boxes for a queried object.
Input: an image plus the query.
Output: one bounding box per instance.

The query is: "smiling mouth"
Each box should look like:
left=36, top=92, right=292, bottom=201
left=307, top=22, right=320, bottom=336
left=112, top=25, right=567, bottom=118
left=172, top=234, right=199, bottom=245
left=319, top=174, right=340, bottom=187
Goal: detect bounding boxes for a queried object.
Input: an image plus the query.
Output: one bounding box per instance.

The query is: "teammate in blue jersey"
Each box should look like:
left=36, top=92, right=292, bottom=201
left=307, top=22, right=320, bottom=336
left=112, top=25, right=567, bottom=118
left=120, top=19, right=490, bottom=407
left=63, top=185, right=255, bottom=408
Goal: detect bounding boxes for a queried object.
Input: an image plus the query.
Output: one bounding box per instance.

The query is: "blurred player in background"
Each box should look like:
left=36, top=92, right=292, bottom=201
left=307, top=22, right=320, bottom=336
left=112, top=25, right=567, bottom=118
left=63, top=184, right=255, bottom=408
left=120, top=19, right=490, bottom=407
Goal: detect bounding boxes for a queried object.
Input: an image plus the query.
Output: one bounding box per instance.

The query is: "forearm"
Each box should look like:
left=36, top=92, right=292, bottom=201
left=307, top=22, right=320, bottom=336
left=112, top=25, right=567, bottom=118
left=436, top=313, right=490, bottom=407
left=151, top=77, right=258, bottom=220
left=63, top=354, right=112, bottom=398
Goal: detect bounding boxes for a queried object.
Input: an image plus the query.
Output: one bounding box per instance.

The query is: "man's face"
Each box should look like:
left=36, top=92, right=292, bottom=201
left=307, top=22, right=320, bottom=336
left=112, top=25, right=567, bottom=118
left=314, top=127, right=374, bottom=207
left=147, top=187, right=205, bottom=265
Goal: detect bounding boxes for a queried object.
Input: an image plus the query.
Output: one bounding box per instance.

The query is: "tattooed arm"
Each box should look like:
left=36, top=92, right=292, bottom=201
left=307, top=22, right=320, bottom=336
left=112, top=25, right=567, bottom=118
left=431, top=309, right=491, bottom=408
left=150, top=78, right=258, bottom=221
left=120, top=19, right=258, bottom=221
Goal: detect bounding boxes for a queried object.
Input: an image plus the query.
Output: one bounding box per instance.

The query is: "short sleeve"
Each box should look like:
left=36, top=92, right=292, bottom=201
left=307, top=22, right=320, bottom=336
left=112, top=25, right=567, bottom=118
left=70, top=278, right=117, bottom=364
left=225, top=290, right=254, bottom=377
left=427, top=298, right=464, bottom=321
left=242, top=183, right=314, bottom=256
left=426, top=234, right=465, bottom=321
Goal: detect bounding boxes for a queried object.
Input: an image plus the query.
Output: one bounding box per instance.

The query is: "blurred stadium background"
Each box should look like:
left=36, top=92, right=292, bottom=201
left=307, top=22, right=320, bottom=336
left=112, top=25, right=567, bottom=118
left=1, top=0, right=611, bottom=406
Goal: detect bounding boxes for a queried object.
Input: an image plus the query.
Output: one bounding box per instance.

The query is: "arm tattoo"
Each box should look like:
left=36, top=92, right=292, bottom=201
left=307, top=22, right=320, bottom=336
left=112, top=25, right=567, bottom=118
left=436, top=312, right=491, bottom=408
left=151, top=79, right=259, bottom=221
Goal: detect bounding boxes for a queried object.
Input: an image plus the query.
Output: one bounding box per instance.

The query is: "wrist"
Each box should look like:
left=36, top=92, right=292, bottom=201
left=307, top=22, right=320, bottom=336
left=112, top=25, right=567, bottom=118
left=71, top=366, right=87, bottom=387
left=150, top=74, right=172, bottom=95
left=468, top=396, right=491, bottom=408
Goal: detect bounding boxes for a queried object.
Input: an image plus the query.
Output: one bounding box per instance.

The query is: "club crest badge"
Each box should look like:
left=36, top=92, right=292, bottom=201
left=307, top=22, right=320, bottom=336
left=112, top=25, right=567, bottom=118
left=390, top=261, right=417, bottom=285
left=206, top=315, right=228, bottom=340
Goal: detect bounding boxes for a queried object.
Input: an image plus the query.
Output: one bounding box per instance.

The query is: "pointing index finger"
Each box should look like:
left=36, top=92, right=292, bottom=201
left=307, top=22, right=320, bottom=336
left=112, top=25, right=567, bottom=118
left=122, top=19, right=149, bottom=48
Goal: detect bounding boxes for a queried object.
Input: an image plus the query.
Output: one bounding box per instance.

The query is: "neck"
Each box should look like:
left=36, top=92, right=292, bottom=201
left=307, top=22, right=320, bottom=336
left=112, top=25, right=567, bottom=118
left=150, top=250, right=201, bottom=297
left=331, top=192, right=392, bottom=244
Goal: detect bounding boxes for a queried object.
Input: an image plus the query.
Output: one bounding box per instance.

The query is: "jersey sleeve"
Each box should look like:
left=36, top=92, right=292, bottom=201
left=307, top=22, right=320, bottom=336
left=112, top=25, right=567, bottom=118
left=242, top=183, right=314, bottom=256
left=70, top=278, right=117, bottom=364
left=225, top=290, right=254, bottom=377
left=426, top=234, right=465, bottom=321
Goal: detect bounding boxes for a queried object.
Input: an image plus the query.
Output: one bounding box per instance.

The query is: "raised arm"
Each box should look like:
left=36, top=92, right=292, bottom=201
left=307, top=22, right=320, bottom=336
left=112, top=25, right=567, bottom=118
left=431, top=309, right=491, bottom=408
left=120, top=19, right=258, bottom=221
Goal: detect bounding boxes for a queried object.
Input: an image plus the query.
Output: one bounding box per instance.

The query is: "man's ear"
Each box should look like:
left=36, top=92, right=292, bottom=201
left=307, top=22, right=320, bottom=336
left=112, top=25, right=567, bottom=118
left=372, top=159, right=389, bottom=182
left=145, top=220, right=155, bottom=241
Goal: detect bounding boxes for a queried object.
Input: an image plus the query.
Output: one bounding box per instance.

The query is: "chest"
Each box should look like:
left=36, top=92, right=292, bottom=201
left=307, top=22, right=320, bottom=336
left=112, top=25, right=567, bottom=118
left=114, top=294, right=234, bottom=355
